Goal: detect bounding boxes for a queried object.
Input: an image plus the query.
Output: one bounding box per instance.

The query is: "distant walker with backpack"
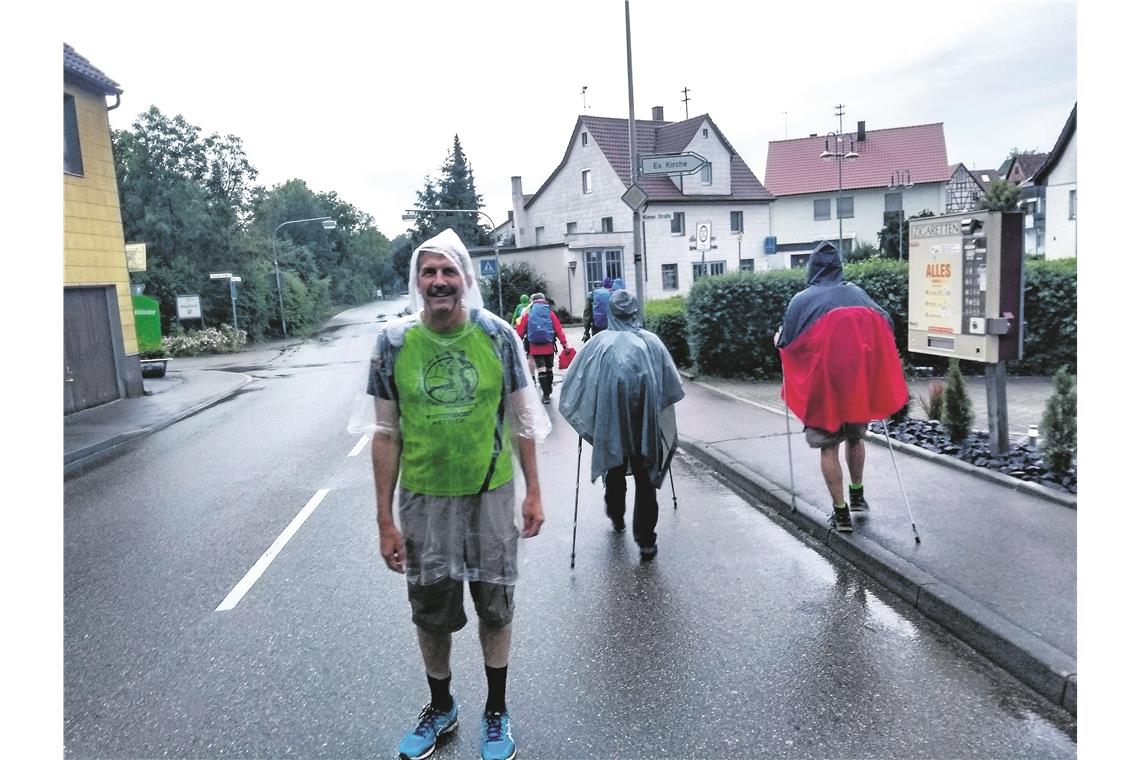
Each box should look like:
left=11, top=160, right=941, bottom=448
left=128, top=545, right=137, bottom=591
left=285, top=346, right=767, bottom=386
left=527, top=300, right=554, bottom=345
left=591, top=276, right=614, bottom=332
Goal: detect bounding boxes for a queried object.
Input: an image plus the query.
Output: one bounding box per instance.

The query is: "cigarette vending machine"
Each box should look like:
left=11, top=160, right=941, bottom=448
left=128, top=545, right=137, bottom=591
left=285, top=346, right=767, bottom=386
left=907, top=211, right=1024, bottom=364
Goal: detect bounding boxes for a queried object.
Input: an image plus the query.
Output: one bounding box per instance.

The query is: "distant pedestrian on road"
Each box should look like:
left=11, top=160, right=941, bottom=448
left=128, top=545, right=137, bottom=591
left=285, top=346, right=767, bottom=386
left=515, top=292, right=569, bottom=405
left=582, top=276, right=615, bottom=342
left=363, top=228, right=550, bottom=760
left=775, top=241, right=907, bottom=533
left=559, top=289, right=685, bottom=562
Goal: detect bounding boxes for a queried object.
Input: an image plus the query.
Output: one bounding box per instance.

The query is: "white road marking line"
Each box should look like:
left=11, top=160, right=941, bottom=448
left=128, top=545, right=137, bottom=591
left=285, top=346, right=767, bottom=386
left=348, top=434, right=370, bottom=457
left=215, top=488, right=330, bottom=612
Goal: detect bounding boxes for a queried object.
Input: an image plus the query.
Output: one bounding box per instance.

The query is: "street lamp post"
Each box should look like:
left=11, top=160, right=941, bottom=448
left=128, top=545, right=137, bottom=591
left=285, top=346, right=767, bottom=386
left=889, top=169, right=914, bottom=259
left=272, top=216, right=337, bottom=336
left=820, top=132, right=860, bottom=256
left=402, top=208, right=503, bottom=316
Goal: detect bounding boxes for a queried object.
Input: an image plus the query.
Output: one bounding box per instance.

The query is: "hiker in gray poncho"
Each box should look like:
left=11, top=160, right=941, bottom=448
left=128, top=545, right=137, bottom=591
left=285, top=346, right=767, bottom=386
left=558, top=289, right=685, bottom=561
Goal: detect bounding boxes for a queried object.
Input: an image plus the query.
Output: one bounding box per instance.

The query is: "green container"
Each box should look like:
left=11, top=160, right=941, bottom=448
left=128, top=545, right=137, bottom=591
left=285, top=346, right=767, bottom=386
left=132, top=294, right=163, bottom=352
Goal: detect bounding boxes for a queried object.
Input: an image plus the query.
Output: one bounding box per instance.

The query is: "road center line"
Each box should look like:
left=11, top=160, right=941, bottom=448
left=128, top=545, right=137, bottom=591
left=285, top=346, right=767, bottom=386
left=215, top=488, right=330, bottom=612
left=347, top=434, right=370, bottom=457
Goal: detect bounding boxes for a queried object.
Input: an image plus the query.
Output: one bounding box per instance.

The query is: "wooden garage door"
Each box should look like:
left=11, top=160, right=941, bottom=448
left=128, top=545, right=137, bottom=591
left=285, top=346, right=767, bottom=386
left=64, top=287, right=121, bottom=414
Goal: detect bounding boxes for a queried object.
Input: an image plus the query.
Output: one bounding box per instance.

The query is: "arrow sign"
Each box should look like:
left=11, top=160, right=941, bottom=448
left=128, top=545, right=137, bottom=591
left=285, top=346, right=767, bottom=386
left=479, top=259, right=498, bottom=277
left=209, top=272, right=233, bottom=280
left=639, top=152, right=708, bottom=177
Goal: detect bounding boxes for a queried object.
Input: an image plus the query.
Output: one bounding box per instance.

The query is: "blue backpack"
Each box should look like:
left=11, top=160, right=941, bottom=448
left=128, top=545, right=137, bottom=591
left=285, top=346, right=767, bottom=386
left=591, top=288, right=611, bottom=329
left=527, top=302, right=554, bottom=344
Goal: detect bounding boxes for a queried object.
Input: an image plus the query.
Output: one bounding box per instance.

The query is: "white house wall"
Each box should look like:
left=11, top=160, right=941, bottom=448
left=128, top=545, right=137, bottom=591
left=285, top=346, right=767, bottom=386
left=770, top=182, right=945, bottom=252
left=1043, top=137, right=1077, bottom=259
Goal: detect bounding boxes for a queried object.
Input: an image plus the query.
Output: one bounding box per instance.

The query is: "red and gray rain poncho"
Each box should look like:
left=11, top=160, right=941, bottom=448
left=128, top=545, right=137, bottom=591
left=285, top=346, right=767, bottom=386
left=558, top=290, right=685, bottom=487
left=777, top=241, right=908, bottom=432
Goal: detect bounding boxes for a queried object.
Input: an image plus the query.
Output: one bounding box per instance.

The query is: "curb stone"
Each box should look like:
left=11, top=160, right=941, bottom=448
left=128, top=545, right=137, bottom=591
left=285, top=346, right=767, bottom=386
left=677, top=433, right=1077, bottom=715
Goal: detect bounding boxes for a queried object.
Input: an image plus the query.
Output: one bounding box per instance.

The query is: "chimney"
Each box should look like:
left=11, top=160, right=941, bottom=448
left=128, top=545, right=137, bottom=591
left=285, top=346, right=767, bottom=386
left=511, top=176, right=523, bottom=199
left=857, top=121, right=866, bottom=141
left=809, top=133, right=817, bottom=138
left=651, top=105, right=664, bottom=122
left=507, top=210, right=514, bottom=223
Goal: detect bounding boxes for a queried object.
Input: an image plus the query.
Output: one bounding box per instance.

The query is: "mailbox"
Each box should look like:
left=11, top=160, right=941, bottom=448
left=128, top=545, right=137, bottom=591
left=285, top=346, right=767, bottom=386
left=907, top=211, right=1024, bottom=363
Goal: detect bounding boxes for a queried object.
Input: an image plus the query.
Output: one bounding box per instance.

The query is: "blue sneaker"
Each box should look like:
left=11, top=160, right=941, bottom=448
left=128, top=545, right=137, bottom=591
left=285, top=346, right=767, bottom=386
left=397, top=700, right=458, bottom=760
left=480, top=709, right=516, bottom=760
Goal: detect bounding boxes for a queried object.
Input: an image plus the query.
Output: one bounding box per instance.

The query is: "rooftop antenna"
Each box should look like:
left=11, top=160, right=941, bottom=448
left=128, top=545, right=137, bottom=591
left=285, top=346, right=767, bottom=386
left=581, top=85, right=589, bottom=111
left=783, top=111, right=788, bottom=139
left=681, top=86, right=691, bottom=119
left=834, top=103, right=846, bottom=134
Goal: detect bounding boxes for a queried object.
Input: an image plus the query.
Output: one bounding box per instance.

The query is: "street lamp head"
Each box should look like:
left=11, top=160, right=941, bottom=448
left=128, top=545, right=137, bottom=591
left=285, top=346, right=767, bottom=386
left=820, top=150, right=835, bottom=159
left=401, top=213, right=417, bottom=222
left=322, top=219, right=337, bottom=230
left=844, top=151, right=860, bottom=160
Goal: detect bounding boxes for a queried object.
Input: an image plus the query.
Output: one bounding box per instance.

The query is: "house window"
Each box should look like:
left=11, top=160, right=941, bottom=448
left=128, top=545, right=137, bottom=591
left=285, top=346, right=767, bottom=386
left=585, top=249, right=624, bottom=290
left=838, top=196, right=854, bottom=219
left=814, top=199, right=831, bottom=221
left=662, top=263, right=679, bottom=291
left=582, top=169, right=592, bottom=194
left=730, top=211, right=743, bottom=233
left=671, top=212, right=686, bottom=235
left=566, top=221, right=577, bottom=235
left=1069, top=189, right=1076, bottom=219
left=700, top=163, right=712, bottom=185
left=64, top=94, right=83, bottom=176
left=581, top=132, right=588, bottom=147
left=885, top=192, right=901, bottom=213
left=702, top=128, right=709, bottom=138
left=692, top=261, right=726, bottom=280
left=535, top=226, right=544, bottom=245
left=739, top=258, right=755, bottom=272
left=601, top=216, right=613, bottom=233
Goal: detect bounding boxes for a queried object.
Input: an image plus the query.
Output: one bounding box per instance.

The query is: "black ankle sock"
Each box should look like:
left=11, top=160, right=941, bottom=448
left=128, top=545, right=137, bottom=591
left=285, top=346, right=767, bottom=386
left=484, top=665, right=507, bottom=713
left=427, top=673, right=452, bottom=711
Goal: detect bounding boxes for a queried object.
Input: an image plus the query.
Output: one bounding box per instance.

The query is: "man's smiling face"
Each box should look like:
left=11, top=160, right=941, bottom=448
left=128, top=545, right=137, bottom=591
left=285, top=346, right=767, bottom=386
left=416, top=252, right=466, bottom=323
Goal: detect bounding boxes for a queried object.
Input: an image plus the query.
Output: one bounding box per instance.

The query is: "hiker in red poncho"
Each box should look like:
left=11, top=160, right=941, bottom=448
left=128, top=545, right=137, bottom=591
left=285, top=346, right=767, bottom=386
left=775, top=241, right=908, bottom=534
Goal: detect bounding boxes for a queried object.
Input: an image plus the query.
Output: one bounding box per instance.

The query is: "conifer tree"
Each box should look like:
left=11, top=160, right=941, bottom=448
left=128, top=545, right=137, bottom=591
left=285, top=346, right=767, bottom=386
left=1041, top=366, right=1077, bottom=473
left=941, top=358, right=974, bottom=443
left=405, top=136, right=489, bottom=251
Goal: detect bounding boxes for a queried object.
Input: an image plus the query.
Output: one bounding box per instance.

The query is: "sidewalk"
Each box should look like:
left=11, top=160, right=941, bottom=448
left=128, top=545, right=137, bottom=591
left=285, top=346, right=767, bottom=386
left=675, top=376, right=1076, bottom=715
left=62, top=346, right=1077, bottom=714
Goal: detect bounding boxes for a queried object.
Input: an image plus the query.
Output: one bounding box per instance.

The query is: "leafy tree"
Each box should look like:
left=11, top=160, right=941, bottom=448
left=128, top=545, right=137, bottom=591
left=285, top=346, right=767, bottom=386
left=1007, top=146, right=1040, bottom=160
left=977, top=178, right=1021, bottom=211
left=941, top=359, right=974, bottom=443
left=878, top=209, right=936, bottom=260
left=1041, top=367, right=1077, bottom=473
left=480, top=262, right=548, bottom=322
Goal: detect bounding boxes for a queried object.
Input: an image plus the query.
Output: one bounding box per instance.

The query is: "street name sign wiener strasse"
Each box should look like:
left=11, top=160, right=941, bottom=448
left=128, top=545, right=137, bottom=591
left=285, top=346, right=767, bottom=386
left=639, top=152, right=708, bottom=177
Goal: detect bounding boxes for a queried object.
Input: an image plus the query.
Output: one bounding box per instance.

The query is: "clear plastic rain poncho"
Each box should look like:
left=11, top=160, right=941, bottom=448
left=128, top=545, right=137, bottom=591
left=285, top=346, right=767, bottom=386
left=347, top=229, right=550, bottom=585
left=558, top=289, right=685, bottom=487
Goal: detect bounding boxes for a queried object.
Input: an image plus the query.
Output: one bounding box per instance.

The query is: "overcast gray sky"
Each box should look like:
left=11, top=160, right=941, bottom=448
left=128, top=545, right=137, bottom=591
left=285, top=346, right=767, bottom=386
left=60, top=0, right=1077, bottom=240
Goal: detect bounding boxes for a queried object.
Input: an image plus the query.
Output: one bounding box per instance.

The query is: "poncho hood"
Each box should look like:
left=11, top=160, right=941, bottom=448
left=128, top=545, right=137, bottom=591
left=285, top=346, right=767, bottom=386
left=406, top=228, right=484, bottom=312
left=806, top=240, right=844, bottom=286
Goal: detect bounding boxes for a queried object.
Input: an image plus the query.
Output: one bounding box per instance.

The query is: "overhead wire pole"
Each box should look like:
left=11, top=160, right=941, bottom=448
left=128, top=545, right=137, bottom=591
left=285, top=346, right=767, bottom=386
left=625, top=0, right=646, bottom=318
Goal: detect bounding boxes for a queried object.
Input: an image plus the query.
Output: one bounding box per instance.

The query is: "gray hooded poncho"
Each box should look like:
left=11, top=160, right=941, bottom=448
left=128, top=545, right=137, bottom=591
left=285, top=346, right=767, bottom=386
left=558, top=289, right=685, bottom=487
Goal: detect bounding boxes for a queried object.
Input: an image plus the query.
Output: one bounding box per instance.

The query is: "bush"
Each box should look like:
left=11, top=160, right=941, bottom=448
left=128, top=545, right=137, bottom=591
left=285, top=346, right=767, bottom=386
left=919, top=381, right=946, bottom=420
left=941, top=359, right=974, bottom=442
left=644, top=296, right=691, bottom=368
left=162, top=325, right=248, bottom=357
left=1042, top=366, right=1077, bottom=473
left=480, top=261, right=548, bottom=322
left=1008, top=258, right=1077, bottom=375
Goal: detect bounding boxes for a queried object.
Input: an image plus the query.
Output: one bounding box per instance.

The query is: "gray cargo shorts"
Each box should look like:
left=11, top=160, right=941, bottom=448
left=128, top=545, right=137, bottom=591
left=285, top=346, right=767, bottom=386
left=804, top=422, right=868, bottom=450
left=399, top=481, right=518, bottom=633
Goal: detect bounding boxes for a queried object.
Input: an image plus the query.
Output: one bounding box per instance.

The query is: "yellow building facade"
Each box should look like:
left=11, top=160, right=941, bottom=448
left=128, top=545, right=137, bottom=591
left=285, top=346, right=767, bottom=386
left=64, top=44, right=142, bottom=412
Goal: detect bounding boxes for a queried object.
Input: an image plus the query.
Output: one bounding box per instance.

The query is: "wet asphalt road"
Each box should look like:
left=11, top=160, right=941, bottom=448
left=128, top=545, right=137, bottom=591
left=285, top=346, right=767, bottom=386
left=64, top=300, right=1077, bottom=758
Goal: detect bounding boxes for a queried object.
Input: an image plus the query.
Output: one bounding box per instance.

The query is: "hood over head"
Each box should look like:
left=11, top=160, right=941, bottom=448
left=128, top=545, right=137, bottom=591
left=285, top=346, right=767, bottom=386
left=606, top=289, right=641, bottom=331
left=805, top=240, right=844, bottom=286
left=531, top=292, right=546, bottom=303
left=612, top=277, right=626, bottom=290
left=602, top=276, right=613, bottom=289
left=518, top=294, right=530, bottom=305
left=406, top=228, right=484, bottom=312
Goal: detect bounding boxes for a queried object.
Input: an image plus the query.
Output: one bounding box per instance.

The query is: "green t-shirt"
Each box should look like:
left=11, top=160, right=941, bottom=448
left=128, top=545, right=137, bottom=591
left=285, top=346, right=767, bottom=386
left=372, top=320, right=517, bottom=496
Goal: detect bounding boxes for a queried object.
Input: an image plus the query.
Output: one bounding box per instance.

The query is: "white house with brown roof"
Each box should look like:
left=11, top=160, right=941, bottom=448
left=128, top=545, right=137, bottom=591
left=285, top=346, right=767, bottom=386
left=1029, top=104, right=1076, bottom=259
left=764, top=122, right=948, bottom=265
left=501, top=107, right=774, bottom=309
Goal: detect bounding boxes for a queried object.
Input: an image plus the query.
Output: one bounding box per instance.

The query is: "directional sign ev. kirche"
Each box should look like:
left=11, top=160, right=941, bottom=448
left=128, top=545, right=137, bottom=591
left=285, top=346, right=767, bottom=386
left=639, top=152, right=708, bottom=177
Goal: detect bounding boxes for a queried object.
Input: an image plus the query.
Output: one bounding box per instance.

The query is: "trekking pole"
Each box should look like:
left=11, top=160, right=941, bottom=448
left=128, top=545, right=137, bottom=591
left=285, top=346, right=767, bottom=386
left=571, top=436, right=583, bottom=568
left=668, top=464, right=678, bottom=510
left=781, top=374, right=798, bottom=513
left=880, top=418, right=922, bottom=544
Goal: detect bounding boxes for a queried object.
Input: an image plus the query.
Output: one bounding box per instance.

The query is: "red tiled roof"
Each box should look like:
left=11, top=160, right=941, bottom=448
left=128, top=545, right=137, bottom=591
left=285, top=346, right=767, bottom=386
left=524, top=113, right=773, bottom=208
left=764, top=123, right=949, bottom=196
left=64, top=43, right=122, bottom=95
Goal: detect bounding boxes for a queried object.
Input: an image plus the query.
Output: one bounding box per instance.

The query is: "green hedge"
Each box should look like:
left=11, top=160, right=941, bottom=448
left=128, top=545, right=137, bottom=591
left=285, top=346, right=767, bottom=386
left=644, top=296, right=691, bottom=367
left=684, top=257, right=1076, bottom=379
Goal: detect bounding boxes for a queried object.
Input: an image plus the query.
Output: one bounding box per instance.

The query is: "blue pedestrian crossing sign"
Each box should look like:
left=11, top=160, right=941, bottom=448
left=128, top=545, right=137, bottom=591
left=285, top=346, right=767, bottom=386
left=480, top=259, right=498, bottom=277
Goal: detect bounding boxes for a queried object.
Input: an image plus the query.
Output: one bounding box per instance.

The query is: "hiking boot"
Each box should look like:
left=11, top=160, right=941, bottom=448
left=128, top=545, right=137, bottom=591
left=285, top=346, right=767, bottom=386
left=397, top=700, right=458, bottom=760
left=607, top=511, right=625, bottom=532
left=639, top=544, right=658, bottom=562
left=541, top=394, right=551, bottom=404
left=849, top=486, right=869, bottom=512
left=480, top=710, right=517, bottom=760
left=829, top=504, right=854, bottom=533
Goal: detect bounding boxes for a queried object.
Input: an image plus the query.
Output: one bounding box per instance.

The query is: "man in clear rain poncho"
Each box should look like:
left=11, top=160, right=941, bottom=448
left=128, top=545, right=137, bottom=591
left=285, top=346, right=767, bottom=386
left=354, top=228, right=550, bottom=760
left=558, top=289, right=685, bottom=562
